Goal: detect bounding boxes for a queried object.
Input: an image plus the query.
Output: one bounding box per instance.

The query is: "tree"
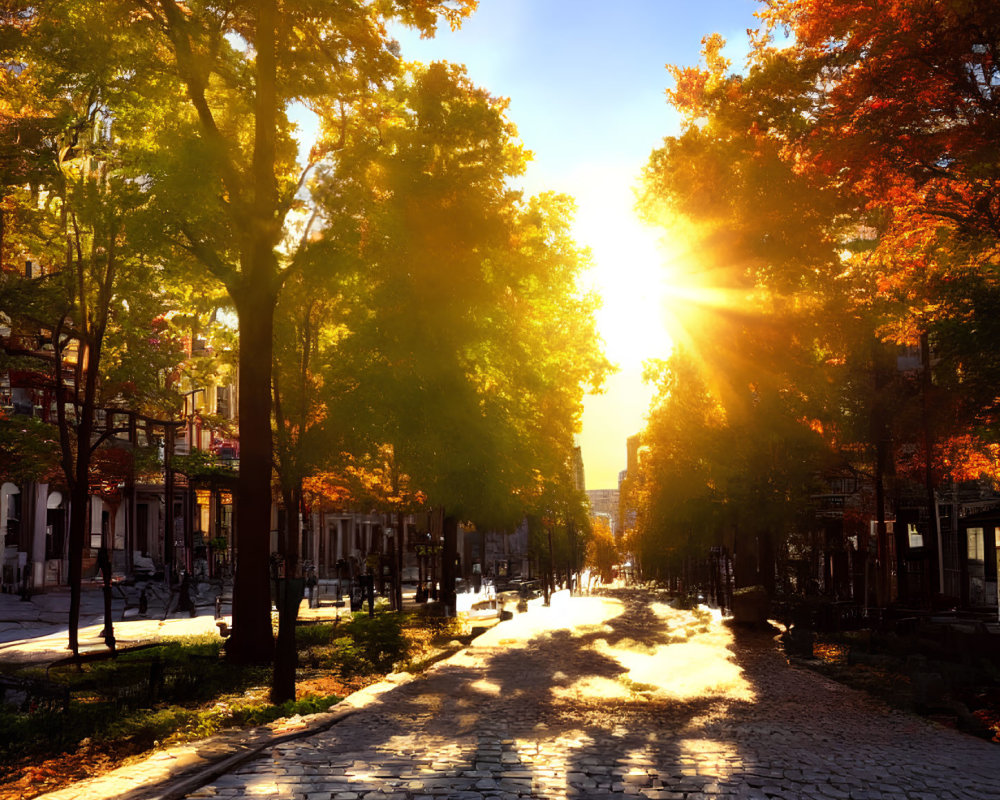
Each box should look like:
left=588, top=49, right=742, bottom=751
left=317, top=62, right=608, bottom=611
left=749, top=0, right=1000, bottom=595
left=0, top=413, right=60, bottom=486
left=272, top=251, right=349, bottom=577
left=638, top=34, right=866, bottom=590
left=639, top=5, right=1000, bottom=603
left=586, top=514, right=617, bottom=584
left=755, top=0, right=1000, bottom=442
left=0, top=74, right=188, bottom=651
left=758, top=0, right=1000, bottom=243
left=4, top=0, right=477, bottom=662
left=632, top=351, right=726, bottom=583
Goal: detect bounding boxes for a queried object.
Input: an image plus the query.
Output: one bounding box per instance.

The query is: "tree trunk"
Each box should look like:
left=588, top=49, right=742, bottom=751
left=568, top=519, right=577, bottom=594
left=99, top=546, right=116, bottom=653
left=920, top=331, right=940, bottom=603
left=163, top=425, right=175, bottom=583
left=281, top=482, right=301, bottom=578
left=441, top=514, right=458, bottom=615
left=395, top=511, right=405, bottom=612
left=271, top=575, right=303, bottom=703
left=875, top=437, right=889, bottom=609
left=186, top=485, right=196, bottom=575
left=479, top=528, right=486, bottom=584
left=66, top=482, right=89, bottom=657
left=724, top=548, right=734, bottom=613
left=758, top=529, right=775, bottom=596
left=66, top=339, right=100, bottom=657
left=895, top=491, right=909, bottom=602
left=545, top=525, right=554, bottom=604
left=227, top=0, right=281, bottom=665
left=227, top=279, right=277, bottom=664
left=271, top=480, right=302, bottom=701
left=732, top=523, right=750, bottom=589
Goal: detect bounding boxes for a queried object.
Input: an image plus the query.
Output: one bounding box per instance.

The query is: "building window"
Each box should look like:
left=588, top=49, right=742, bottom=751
left=91, top=510, right=109, bottom=550
left=216, top=386, right=231, bottom=418
left=968, top=527, right=985, bottom=562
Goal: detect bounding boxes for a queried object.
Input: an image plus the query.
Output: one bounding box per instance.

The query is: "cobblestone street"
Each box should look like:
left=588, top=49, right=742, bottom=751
left=183, top=590, right=1000, bottom=800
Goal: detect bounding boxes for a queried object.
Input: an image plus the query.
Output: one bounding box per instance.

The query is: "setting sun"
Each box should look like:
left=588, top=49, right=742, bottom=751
left=570, top=175, right=686, bottom=488
left=575, top=189, right=676, bottom=370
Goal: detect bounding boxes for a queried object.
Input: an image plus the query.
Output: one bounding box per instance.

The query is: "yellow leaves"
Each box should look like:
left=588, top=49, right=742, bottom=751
left=400, top=0, right=478, bottom=37
left=363, top=161, right=393, bottom=202
left=801, top=416, right=825, bottom=435
left=666, top=64, right=710, bottom=120
left=702, top=33, right=732, bottom=79
left=666, top=33, right=734, bottom=127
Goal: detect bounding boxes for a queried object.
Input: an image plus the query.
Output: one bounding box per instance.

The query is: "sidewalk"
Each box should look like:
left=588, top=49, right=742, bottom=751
left=20, top=590, right=565, bottom=800
left=0, top=584, right=226, bottom=664
left=0, top=580, right=522, bottom=665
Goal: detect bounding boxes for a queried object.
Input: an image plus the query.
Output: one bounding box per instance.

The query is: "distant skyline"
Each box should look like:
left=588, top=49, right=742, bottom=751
left=392, top=1, right=762, bottom=489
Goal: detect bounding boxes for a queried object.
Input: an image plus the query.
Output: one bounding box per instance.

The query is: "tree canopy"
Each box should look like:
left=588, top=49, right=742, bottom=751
left=634, top=1, right=1000, bottom=595
left=316, top=62, right=608, bottom=531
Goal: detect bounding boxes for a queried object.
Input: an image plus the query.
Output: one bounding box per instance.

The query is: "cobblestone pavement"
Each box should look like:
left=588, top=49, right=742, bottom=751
left=183, top=589, right=1000, bottom=800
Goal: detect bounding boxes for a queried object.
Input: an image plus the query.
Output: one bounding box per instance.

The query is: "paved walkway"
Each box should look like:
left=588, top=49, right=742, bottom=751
left=35, top=588, right=1000, bottom=800
left=0, top=581, right=357, bottom=664
left=0, top=582, right=229, bottom=663
left=0, top=579, right=502, bottom=664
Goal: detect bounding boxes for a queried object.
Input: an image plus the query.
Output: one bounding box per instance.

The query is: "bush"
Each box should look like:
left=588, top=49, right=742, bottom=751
left=295, top=622, right=339, bottom=648
left=345, top=612, right=410, bottom=671
left=301, top=612, right=411, bottom=676
left=0, top=637, right=264, bottom=775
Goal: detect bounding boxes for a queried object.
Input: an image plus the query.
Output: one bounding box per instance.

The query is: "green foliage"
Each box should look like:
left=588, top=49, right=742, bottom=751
left=635, top=26, right=896, bottom=585
left=97, top=705, right=201, bottom=747
left=315, top=63, right=610, bottom=527
left=2, top=0, right=480, bottom=662
left=49, top=637, right=250, bottom=707
left=171, top=448, right=237, bottom=481
left=632, top=348, right=829, bottom=583
left=301, top=612, right=410, bottom=676
left=131, top=443, right=164, bottom=483
left=0, top=633, right=349, bottom=776
left=293, top=622, right=339, bottom=649
left=635, top=3, right=1000, bottom=597
left=0, top=413, right=60, bottom=484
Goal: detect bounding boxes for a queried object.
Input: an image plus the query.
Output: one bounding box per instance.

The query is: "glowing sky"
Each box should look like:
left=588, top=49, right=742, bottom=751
left=393, top=1, right=761, bottom=489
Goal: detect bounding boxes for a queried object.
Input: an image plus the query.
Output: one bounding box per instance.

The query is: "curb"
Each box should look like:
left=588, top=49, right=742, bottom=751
left=131, top=703, right=361, bottom=800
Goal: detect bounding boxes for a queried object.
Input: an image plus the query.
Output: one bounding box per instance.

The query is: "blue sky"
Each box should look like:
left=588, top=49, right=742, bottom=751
left=393, top=1, right=763, bottom=489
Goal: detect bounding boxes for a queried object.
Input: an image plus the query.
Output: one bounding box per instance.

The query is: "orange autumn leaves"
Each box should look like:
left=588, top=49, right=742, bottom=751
left=643, top=0, right=1000, bottom=500
left=302, top=447, right=426, bottom=514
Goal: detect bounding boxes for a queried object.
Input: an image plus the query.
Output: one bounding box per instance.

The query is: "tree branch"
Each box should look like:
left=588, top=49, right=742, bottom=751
left=155, top=0, right=248, bottom=221
left=175, top=223, right=240, bottom=293
left=53, top=315, right=77, bottom=491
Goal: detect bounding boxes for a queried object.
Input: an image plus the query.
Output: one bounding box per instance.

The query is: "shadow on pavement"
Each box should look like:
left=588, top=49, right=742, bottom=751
left=228, top=587, right=762, bottom=799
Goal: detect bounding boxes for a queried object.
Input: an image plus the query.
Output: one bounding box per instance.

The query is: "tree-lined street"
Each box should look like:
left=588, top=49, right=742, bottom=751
left=5, top=2, right=1000, bottom=797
